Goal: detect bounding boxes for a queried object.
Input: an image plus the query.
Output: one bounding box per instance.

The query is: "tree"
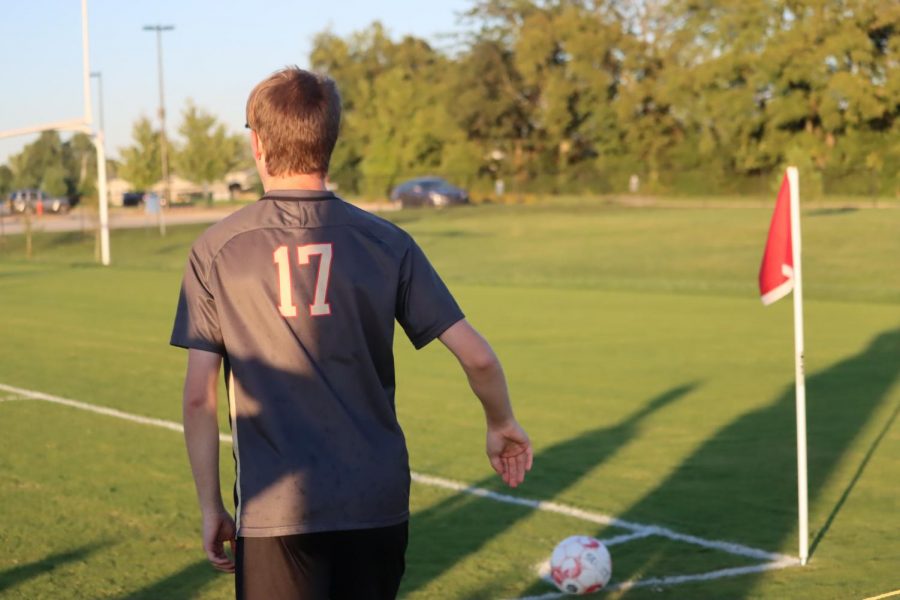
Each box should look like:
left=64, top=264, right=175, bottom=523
left=118, top=117, right=162, bottom=191
left=760, top=0, right=899, bottom=181
left=312, top=24, right=475, bottom=197
left=449, top=38, right=535, bottom=188
left=658, top=0, right=899, bottom=192
left=303, top=0, right=898, bottom=197
left=5, top=132, right=66, bottom=259
left=8, top=131, right=66, bottom=190
left=64, top=132, right=98, bottom=199
left=512, top=3, right=631, bottom=189
left=311, top=24, right=411, bottom=195
left=0, top=165, right=12, bottom=196
left=0, top=164, right=10, bottom=244
left=41, top=164, right=68, bottom=197
left=174, top=101, right=244, bottom=199
left=357, top=36, right=461, bottom=196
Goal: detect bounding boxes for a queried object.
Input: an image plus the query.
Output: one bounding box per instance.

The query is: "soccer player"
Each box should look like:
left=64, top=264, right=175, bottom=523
left=170, top=66, right=533, bottom=600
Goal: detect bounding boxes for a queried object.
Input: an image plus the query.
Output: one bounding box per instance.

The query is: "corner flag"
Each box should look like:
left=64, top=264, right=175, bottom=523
left=759, top=172, right=795, bottom=305
left=759, top=166, right=809, bottom=566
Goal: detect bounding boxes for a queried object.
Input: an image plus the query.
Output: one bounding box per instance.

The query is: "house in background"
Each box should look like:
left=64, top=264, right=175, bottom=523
left=106, top=168, right=258, bottom=206
left=106, top=177, right=133, bottom=206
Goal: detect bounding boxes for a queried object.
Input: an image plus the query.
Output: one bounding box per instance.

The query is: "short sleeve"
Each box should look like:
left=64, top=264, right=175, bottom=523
left=396, top=240, right=464, bottom=349
left=170, top=248, right=225, bottom=354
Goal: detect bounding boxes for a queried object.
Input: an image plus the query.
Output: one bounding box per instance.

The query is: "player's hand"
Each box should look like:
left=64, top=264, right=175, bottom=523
left=202, top=509, right=237, bottom=573
left=486, top=419, right=533, bottom=488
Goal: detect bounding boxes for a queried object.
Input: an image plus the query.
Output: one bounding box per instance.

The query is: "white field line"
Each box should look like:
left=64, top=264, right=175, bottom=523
left=864, top=590, right=900, bottom=600
left=517, top=557, right=800, bottom=600
left=0, top=382, right=801, bottom=570
left=600, top=530, right=655, bottom=547
left=0, top=382, right=230, bottom=443
left=410, top=472, right=794, bottom=563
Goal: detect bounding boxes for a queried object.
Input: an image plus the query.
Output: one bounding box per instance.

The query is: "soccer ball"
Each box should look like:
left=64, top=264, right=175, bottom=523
left=549, top=535, right=612, bottom=595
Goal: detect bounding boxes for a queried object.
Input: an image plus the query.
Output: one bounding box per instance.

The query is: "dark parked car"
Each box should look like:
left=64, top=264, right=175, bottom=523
left=389, top=177, right=469, bottom=208
left=122, top=191, right=145, bottom=207
left=8, top=189, right=72, bottom=214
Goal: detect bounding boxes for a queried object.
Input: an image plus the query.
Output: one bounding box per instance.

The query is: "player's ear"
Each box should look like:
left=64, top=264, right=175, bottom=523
left=250, top=130, right=264, bottom=161
left=250, top=131, right=271, bottom=177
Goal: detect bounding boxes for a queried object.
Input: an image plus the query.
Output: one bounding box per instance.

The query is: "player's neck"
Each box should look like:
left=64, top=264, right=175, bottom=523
left=262, top=172, right=328, bottom=193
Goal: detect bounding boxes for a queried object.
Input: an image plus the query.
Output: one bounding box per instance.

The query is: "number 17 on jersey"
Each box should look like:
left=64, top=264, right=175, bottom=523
left=273, top=243, right=333, bottom=317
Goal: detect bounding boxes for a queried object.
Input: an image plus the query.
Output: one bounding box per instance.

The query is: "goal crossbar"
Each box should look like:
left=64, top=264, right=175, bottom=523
left=0, top=119, right=90, bottom=141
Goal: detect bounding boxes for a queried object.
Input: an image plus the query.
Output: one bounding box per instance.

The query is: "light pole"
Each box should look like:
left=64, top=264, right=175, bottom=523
left=143, top=23, right=174, bottom=236
left=90, top=71, right=104, bottom=132
left=88, top=70, right=105, bottom=240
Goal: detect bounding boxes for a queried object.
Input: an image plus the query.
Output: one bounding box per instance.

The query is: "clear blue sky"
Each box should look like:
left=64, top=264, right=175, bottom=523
left=0, top=0, right=473, bottom=164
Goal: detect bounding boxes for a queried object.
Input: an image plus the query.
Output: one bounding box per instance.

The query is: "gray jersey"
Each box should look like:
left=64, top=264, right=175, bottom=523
left=170, top=190, right=463, bottom=537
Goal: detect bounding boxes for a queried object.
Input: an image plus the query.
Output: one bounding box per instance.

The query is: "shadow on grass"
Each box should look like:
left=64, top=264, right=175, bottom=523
left=0, top=266, right=70, bottom=280
left=521, top=327, right=899, bottom=598
left=413, top=229, right=491, bottom=239
left=401, top=383, right=698, bottom=596
left=385, top=212, right=423, bottom=226
left=46, top=230, right=93, bottom=247
left=118, top=559, right=225, bottom=599
left=809, top=396, right=900, bottom=558
left=0, top=541, right=110, bottom=593
left=154, top=243, right=189, bottom=256
left=807, top=207, right=859, bottom=217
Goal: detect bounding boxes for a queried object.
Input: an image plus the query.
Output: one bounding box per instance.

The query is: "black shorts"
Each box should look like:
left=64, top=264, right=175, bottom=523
left=235, top=522, right=408, bottom=600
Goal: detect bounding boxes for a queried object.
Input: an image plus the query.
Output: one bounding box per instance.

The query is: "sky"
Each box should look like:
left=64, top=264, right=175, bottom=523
left=0, top=0, right=473, bottom=164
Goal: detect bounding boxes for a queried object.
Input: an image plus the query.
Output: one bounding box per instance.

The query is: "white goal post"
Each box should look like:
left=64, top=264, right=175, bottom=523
left=0, top=0, right=110, bottom=265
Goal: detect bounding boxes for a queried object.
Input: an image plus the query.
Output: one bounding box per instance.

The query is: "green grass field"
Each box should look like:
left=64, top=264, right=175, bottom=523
left=0, top=200, right=897, bottom=599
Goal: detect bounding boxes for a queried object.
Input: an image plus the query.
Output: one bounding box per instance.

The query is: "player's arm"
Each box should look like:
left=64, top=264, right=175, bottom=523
left=182, top=348, right=235, bottom=573
left=439, top=319, right=533, bottom=488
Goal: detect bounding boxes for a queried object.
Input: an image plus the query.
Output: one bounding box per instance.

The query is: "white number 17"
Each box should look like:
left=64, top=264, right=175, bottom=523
left=273, top=243, right=333, bottom=317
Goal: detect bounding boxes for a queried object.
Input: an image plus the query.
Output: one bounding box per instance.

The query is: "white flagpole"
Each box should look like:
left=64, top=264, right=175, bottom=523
left=787, top=166, right=809, bottom=565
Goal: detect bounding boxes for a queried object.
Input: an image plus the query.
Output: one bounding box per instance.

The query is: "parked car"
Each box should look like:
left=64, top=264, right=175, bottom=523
left=122, top=191, right=145, bottom=207
left=389, top=177, right=469, bottom=208
left=8, top=189, right=72, bottom=214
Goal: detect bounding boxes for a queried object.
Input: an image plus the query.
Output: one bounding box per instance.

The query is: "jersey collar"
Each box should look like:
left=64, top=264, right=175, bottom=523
left=261, top=189, right=337, bottom=201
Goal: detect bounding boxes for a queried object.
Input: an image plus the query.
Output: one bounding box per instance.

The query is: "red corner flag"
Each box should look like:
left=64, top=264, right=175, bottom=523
left=758, top=167, right=810, bottom=566
left=759, top=172, right=795, bottom=305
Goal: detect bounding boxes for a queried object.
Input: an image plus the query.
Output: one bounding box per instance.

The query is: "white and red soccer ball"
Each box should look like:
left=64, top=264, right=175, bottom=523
left=549, top=535, right=612, bottom=595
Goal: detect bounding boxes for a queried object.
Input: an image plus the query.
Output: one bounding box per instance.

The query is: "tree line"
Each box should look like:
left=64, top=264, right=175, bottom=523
left=2, top=0, right=896, bottom=203
left=314, top=0, right=898, bottom=198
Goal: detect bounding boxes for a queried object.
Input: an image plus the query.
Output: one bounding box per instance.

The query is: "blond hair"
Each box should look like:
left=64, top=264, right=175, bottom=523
left=246, top=66, right=341, bottom=176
